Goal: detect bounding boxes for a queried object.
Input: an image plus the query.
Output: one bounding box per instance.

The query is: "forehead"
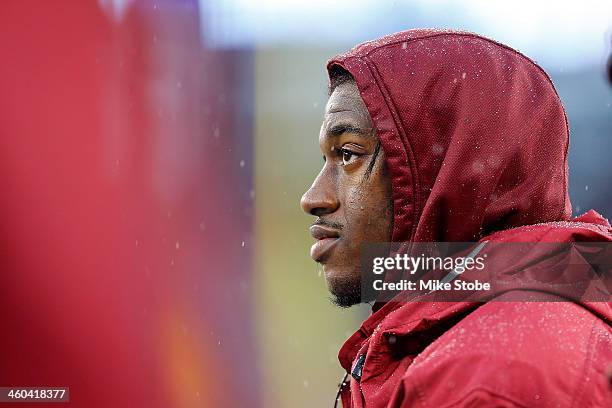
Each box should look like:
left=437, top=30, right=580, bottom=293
left=322, top=83, right=373, bottom=132
left=325, top=82, right=369, bottom=116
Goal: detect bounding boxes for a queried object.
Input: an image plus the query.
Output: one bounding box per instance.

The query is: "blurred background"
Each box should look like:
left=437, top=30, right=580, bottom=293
left=0, top=1, right=610, bottom=407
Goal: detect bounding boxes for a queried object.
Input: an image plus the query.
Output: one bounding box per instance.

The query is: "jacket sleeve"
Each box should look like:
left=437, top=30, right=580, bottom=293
left=385, top=301, right=612, bottom=408
left=385, top=352, right=551, bottom=408
left=387, top=379, right=525, bottom=407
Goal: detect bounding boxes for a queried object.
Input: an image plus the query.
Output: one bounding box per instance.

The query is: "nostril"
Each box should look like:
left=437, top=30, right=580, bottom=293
left=311, top=207, right=331, bottom=217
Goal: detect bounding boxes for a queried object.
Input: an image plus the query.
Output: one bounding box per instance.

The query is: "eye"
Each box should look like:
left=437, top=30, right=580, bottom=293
left=340, top=147, right=359, bottom=166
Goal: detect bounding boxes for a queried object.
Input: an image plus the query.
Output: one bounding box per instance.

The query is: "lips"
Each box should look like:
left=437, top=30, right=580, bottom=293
left=309, top=225, right=340, bottom=262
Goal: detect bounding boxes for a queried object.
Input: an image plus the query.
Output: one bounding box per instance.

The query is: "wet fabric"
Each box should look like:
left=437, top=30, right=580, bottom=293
left=327, top=29, right=612, bottom=407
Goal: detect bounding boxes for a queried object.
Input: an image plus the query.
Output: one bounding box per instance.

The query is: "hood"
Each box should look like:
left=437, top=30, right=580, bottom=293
left=327, top=29, right=572, bottom=242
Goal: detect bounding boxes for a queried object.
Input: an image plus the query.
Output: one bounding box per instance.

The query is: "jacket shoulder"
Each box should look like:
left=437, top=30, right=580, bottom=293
left=388, top=301, right=612, bottom=407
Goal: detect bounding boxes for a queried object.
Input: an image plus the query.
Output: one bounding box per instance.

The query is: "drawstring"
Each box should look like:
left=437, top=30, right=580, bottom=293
left=333, top=372, right=349, bottom=408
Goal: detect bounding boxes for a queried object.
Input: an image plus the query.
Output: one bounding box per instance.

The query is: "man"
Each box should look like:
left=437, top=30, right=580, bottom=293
left=301, top=29, right=611, bottom=407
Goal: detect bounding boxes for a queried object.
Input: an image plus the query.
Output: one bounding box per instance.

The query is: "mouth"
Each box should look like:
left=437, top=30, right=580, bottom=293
left=309, top=225, right=340, bottom=262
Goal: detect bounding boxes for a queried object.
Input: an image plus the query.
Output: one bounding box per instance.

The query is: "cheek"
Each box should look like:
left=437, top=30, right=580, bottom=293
left=343, top=181, right=392, bottom=242
left=345, top=186, right=367, bottom=213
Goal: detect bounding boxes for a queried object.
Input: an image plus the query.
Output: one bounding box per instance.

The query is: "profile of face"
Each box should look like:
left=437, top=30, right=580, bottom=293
left=300, top=80, right=393, bottom=307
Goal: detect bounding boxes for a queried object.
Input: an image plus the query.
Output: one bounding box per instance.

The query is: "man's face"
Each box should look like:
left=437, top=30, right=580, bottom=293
left=300, top=80, right=393, bottom=307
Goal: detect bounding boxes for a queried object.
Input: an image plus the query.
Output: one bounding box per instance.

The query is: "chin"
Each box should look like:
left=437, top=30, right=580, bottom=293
left=323, top=263, right=353, bottom=285
left=325, top=270, right=364, bottom=308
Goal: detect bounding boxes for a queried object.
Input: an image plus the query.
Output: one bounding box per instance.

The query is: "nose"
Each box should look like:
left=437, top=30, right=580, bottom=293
left=300, top=167, right=339, bottom=217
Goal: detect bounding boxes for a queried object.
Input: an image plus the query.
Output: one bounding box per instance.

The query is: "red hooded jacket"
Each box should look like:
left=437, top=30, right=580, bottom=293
left=327, top=29, right=612, bottom=407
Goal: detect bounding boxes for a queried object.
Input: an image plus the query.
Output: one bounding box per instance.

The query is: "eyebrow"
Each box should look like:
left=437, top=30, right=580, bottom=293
left=326, top=123, right=372, bottom=139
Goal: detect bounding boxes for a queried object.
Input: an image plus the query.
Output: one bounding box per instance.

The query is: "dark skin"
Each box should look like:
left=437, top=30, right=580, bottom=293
left=300, top=80, right=393, bottom=307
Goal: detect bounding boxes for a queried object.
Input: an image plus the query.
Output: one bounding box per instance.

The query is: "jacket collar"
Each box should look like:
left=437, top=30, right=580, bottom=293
left=338, top=292, right=478, bottom=375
